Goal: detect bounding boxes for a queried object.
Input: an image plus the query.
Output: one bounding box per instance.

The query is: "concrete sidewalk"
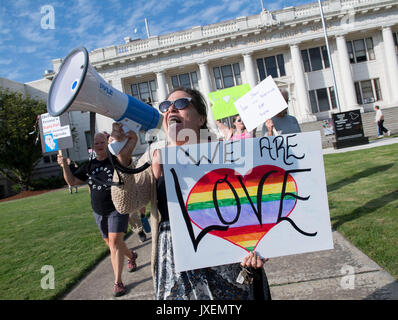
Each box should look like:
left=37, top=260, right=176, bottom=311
left=62, top=137, right=398, bottom=300
left=62, top=230, right=398, bottom=300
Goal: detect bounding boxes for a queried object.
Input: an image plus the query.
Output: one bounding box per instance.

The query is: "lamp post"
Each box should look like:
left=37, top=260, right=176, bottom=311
left=145, top=18, right=151, bottom=38
left=318, top=0, right=341, bottom=112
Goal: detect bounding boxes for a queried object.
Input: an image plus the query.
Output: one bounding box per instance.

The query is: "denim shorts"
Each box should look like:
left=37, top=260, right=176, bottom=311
left=93, top=210, right=129, bottom=238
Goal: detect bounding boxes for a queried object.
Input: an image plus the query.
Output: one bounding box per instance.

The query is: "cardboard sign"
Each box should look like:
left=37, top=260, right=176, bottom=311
left=39, top=113, right=73, bottom=153
left=161, top=131, right=334, bottom=272
left=208, top=84, right=251, bottom=120
left=234, top=76, right=288, bottom=132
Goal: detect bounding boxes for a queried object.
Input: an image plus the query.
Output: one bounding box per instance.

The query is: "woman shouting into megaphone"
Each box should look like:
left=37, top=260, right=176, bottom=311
left=110, top=87, right=271, bottom=300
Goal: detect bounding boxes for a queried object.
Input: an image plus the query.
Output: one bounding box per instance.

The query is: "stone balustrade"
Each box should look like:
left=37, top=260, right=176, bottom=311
left=85, top=0, right=394, bottom=66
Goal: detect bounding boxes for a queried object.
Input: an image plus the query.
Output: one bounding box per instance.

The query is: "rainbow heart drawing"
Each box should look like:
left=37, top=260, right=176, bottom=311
left=186, top=165, right=298, bottom=252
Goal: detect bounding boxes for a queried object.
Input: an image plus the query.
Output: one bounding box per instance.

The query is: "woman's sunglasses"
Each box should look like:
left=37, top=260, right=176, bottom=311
left=159, top=97, right=192, bottom=113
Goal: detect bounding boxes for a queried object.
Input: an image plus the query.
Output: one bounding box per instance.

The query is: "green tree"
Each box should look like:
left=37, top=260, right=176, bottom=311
left=0, top=88, right=47, bottom=191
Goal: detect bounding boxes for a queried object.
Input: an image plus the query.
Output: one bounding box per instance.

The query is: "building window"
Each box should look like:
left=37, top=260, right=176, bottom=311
left=309, top=87, right=337, bottom=113
left=131, top=80, right=158, bottom=103
left=346, top=37, right=375, bottom=63
left=171, top=72, right=199, bottom=90
left=85, top=130, right=92, bottom=150
left=213, top=63, right=242, bottom=89
left=301, top=46, right=330, bottom=72
left=393, top=32, right=398, bottom=54
left=354, top=78, right=382, bottom=104
left=256, top=54, right=286, bottom=81
left=43, top=153, right=58, bottom=164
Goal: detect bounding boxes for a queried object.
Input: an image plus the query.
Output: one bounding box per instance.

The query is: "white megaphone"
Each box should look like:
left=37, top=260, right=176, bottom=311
left=47, top=46, right=163, bottom=155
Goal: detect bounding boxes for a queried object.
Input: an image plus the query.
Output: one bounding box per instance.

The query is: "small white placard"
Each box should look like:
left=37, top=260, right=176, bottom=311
left=52, top=125, right=71, bottom=139
left=41, top=113, right=61, bottom=135
left=234, top=76, right=288, bottom=132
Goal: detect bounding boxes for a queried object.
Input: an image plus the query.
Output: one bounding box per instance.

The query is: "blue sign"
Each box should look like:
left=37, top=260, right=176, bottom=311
left=44, top=133, right=59, bottom=152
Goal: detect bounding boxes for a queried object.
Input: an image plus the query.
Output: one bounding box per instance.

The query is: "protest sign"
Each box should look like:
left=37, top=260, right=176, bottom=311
left=38, top=113, right=73, bottom=153
left=161, top=131, right=334, bottom=272
left=234, top=76, right=288, bottom=132
left=208, top=84, right=251, bottom=120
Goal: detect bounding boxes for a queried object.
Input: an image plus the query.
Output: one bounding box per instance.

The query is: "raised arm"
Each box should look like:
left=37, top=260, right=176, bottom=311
left=57, top=155, right=85, bottom=186
left=216, top=120, right=233, bottom=140
left=110, top=123, right=154, bottom=214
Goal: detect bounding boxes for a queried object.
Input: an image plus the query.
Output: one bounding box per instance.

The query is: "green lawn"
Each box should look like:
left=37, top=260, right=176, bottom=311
left=324, top=143, right=398, bottom=279
left=0, top=143, right=397, bottom=299
left=0, top=186, right=109, bottom=300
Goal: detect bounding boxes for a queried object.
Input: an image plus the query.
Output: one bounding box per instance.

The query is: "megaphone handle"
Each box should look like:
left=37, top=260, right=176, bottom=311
left=108, top=119, right=142, bottom=156
left=108, top=138, right=128, bottom=156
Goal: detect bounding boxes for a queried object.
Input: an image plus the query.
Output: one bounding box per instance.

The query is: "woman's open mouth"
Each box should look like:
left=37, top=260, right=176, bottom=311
left=168, top=116, right=182, bottom=125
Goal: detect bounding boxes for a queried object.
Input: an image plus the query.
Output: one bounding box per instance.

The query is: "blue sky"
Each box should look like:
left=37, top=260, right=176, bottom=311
left=0, top=0, right=312, bottom=84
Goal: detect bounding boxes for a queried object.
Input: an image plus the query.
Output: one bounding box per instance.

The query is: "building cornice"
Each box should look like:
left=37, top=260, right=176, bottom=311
left=51, top=0, right=398, bottom=73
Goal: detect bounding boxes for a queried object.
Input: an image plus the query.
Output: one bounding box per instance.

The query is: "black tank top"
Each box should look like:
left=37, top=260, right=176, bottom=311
left=156, top=175, right=169, bottom=222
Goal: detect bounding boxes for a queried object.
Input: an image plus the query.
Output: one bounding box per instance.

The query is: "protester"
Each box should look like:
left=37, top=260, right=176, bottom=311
left=374, top=105, right=391, bottom=138
left=216, top=114, right=254, bottom=140
left=66, top=158, right=78, bottom=194
left=110, top=87, right=271, bottom=300
left=262, top=90, right=301, bottom=136
left=57, top=132, right=139, bottom=297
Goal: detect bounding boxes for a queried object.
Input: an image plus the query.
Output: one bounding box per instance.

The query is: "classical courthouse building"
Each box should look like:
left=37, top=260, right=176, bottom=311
left=51, top=0, right=398, bottom=154
left=46, top=0, right=398, bottom=152
left=1, top=0, right=397, bottom=197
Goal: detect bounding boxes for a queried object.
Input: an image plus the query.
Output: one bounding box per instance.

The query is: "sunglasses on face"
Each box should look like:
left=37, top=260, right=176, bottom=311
left=159, top=97, right=192, bottom=113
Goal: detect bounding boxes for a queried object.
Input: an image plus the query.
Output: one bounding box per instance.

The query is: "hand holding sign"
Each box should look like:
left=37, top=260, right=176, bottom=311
left=234, top=76, right=288, bottom=132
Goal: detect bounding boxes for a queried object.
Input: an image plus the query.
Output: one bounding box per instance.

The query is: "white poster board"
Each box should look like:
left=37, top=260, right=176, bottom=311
left=41, top=113, right=61, bottom=133
left=161, top=131, right=334, bottom=272
left=234, top=76, right=288, bottom=132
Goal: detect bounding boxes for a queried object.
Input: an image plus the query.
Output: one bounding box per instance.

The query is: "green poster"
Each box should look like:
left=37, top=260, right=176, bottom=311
left=208, top=84, right=251, bottom=120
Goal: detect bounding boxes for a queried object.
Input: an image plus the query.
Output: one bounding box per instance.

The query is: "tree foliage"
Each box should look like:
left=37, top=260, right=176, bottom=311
left=0, top=88, right=47, bottom=190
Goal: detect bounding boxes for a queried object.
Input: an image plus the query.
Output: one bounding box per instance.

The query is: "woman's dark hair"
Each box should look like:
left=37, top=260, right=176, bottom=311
left=168, top=87, right=208, bottom=129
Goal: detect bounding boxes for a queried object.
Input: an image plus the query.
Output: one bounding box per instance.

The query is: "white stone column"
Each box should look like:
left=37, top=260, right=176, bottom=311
left=382, top=26, right=398, bottom=103
left=242, top=52, right=257, bottom=88
left=335, top=35, right=359, bottom=111
left=156, top=71, right=168, bottom=102
left=198, top=62, right=212, bottom=96
left=198, top=61, right=217, bottom=131
left=289, top=43, right=315, bottom=122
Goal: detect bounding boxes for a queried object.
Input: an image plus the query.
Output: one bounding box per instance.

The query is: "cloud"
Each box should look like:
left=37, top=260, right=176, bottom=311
left=0, top=62, right=26, bottom=82
left=177, top=0, right=206, bottom=14
left=0, top=58, right=13, bottom=65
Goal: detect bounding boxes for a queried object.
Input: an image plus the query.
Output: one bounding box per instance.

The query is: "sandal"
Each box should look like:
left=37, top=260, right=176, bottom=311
left=127, top=250, right=138, bottom=272
left=113, top=282, right=126, bottom=297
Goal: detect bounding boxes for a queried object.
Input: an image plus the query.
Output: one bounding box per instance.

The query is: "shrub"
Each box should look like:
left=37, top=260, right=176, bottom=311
left=30, top=176, right=66, bottom=190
